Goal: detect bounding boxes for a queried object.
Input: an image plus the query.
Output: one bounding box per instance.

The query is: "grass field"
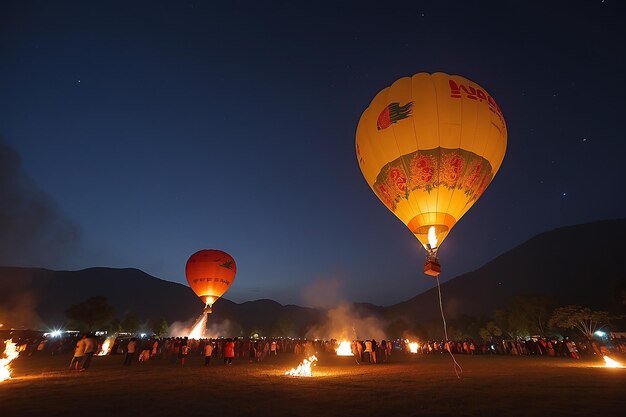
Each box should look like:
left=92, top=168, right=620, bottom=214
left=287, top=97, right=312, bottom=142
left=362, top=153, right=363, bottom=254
left=1, top=352, right=624, bottom=417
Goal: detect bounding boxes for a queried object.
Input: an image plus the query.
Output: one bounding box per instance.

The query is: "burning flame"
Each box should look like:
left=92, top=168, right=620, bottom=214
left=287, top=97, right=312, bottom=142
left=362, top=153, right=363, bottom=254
left=285, top=355, right=318, bottom=377
left=336, top=340, right=353, bottom=356
left=97, top=337, right=115, bottom=356
left=428, top=226, right=438, bottom=250
left=408, top=342, right=419, bottom=353
left=188, top=313, right=208, bottom=339
left=603, top=356, right=625, bottom=368
left=1, top=339, right=19, bottom=382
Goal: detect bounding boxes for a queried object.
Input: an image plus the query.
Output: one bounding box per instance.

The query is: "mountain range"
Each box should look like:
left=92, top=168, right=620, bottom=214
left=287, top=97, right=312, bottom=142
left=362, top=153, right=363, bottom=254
left=1, top=219, right=624, bottom=336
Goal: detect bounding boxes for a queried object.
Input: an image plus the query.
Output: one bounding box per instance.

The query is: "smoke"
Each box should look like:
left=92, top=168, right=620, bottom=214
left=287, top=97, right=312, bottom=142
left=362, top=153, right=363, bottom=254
left=0, top=290, right=41, bottom=329
left=168, top=315, right=240, bottom=339
left=0, top=138, right=80, bottom=267
left=305, top=302, right=389, bottom=341
left=300, top=276, right=344, bottom=308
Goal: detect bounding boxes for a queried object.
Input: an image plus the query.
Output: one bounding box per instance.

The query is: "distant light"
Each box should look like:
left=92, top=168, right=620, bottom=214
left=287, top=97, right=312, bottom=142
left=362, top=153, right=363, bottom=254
left=140, top=333, right=147, bottom=338
left=595, top=330, right=606, bottom=337
left=51, top=330, right=62, bottom=337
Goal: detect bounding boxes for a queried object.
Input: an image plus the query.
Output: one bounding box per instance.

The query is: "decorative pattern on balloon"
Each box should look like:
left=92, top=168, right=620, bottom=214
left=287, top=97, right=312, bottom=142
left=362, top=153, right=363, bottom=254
left=220, top=260, right=234, bottom=270
left=373, top=148, right=493, bottom=212
left=377, top=102, right=414, bottom=130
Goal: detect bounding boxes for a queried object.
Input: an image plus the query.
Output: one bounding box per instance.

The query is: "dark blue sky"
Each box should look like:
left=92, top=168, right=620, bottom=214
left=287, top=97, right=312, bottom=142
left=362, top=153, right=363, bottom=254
left=1, top=1, right=625, bottom=306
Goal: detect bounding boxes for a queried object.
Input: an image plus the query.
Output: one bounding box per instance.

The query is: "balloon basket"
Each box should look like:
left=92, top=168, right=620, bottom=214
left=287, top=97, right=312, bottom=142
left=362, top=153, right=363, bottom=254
left=423, top=259, right=441, bottom=276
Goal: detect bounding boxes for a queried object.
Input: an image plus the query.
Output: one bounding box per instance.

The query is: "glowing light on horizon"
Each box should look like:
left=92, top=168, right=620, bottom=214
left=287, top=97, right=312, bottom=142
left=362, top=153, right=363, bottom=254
left=285, top=355, right=317, bottom=377
left=408, top=342, right=419, bottom=353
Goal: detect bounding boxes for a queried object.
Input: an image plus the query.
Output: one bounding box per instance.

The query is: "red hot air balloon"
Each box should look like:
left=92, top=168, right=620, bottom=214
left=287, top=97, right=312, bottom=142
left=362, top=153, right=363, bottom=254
left=185, top=249, right=236, bottom=314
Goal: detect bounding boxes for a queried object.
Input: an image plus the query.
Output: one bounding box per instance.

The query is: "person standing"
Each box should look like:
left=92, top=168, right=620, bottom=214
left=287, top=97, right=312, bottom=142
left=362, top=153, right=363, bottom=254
left=204, top=341, right=214, bottom=366
left=364, top=340, right=373, bottom=363
left=248, top=340, right=256, bottom=363
left=180, top=338, right=190, bottom=366
left=224, top=338, right=235, bottom=365
left=80, top=333, right=97, bottom=371
left=69, top=335, right=87, bottom=370
left=123, top=338, right=137, bottom=366
left=151, top=339, right=159, bottom=358
left=371, top=339, right=378, bottom=364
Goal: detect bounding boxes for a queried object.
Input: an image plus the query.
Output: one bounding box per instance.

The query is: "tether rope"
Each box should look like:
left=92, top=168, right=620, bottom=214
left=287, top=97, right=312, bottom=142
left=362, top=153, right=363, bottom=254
left=436, top=275, right=463, bottom=379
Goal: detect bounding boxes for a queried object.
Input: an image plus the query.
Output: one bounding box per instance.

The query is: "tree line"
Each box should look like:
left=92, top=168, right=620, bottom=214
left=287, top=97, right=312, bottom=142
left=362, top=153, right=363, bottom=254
left=65, top=296, right=168, bottom=336
left=64, top=294, right=624, bottom=341
left=387, top=295, right=624, bottom=342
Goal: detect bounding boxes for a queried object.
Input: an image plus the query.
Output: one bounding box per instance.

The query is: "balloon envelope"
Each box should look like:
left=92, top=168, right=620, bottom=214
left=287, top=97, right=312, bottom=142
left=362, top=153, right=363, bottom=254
left=356, top=72, right=507, bottom=251
left=185, top=249, right=236, bottom=307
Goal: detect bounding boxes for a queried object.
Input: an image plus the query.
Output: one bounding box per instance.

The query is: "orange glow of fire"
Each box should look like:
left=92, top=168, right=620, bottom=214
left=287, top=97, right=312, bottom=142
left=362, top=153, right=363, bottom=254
left=1, top=339, right=19, bottom=382
left=603, top=356, right=625, bottom=368
left=336, top=340, right=353, bottom=356
left=188, top=313, right=208, bottom=339
left=285, top=355, right=318, bottom=377
left=408, top=342, right=419, bottom=353
left=428, top=226, right=438, bottom=249
left=97, top=337, right=114, bottom=356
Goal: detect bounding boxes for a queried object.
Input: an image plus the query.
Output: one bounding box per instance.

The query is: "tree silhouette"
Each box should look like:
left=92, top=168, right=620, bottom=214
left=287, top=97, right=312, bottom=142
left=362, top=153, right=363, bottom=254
left=548, top=305, right=617, bottom=339
left=65, top=296, right=114, bottom=331
left=121, top=314, right=140, bottom=333
left=151, top=318, right=169, bottom=337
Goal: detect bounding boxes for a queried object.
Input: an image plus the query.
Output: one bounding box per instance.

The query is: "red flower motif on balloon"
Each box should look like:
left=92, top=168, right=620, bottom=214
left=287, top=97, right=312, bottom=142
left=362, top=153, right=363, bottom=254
left=386, top=166, right=407, bottom=193
left=462, top=159, right=483, bottom=190
left=440, top=152, right=464, bottom=186
left=475, top=173, right=493, bottom=200
left=409, top=153, right=436, bottom=188
left=374, top=183, right=396, bottom=211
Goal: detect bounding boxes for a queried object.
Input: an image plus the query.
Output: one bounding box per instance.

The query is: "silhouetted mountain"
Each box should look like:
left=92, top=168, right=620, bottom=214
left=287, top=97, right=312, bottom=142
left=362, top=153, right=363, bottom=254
left=0, top=266, right=323, bottom=334
left=1, top=219, right=624, bottom=334
left=386, top=219, right=626, bottom=322
left=0, top=267, right=201, bottom=328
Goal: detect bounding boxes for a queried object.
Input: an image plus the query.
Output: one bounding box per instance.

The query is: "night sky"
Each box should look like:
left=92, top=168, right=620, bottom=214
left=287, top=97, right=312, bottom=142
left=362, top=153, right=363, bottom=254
left=1, top=1, right=625, bottom=306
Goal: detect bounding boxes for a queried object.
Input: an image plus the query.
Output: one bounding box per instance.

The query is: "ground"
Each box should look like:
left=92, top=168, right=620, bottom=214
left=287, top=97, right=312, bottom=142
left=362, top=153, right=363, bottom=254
left=1, top=352, right=624, bottom=417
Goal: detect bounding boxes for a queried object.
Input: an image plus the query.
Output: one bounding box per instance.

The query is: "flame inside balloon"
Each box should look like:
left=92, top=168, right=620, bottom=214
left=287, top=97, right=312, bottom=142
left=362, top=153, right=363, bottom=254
left=427, top=226, right=438, bottom=251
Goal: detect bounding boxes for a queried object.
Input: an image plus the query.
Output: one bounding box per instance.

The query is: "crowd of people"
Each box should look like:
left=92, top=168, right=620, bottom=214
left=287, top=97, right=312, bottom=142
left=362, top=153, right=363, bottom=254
left=5, top=333, right=626, bottom=371
left=398, top=337, right=626, bottom=359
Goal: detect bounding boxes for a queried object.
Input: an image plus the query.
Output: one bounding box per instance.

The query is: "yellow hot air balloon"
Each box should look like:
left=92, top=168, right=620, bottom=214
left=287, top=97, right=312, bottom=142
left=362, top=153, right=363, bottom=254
left=356, top=72, right=507, bottom=276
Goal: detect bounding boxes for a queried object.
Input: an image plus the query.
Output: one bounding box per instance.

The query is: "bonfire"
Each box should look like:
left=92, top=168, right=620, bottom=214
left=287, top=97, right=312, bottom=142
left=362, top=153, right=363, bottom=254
left=603, top=356, right=625, bottom=368
left=336, top=340, right=353, bottom=356
left=285, top=355, right=318, bottom=377
left=1, top=339, right=20, bottom=382
left=408, top=342, right=419, bottom=353
left=97, top=336, right=115, bottom=356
